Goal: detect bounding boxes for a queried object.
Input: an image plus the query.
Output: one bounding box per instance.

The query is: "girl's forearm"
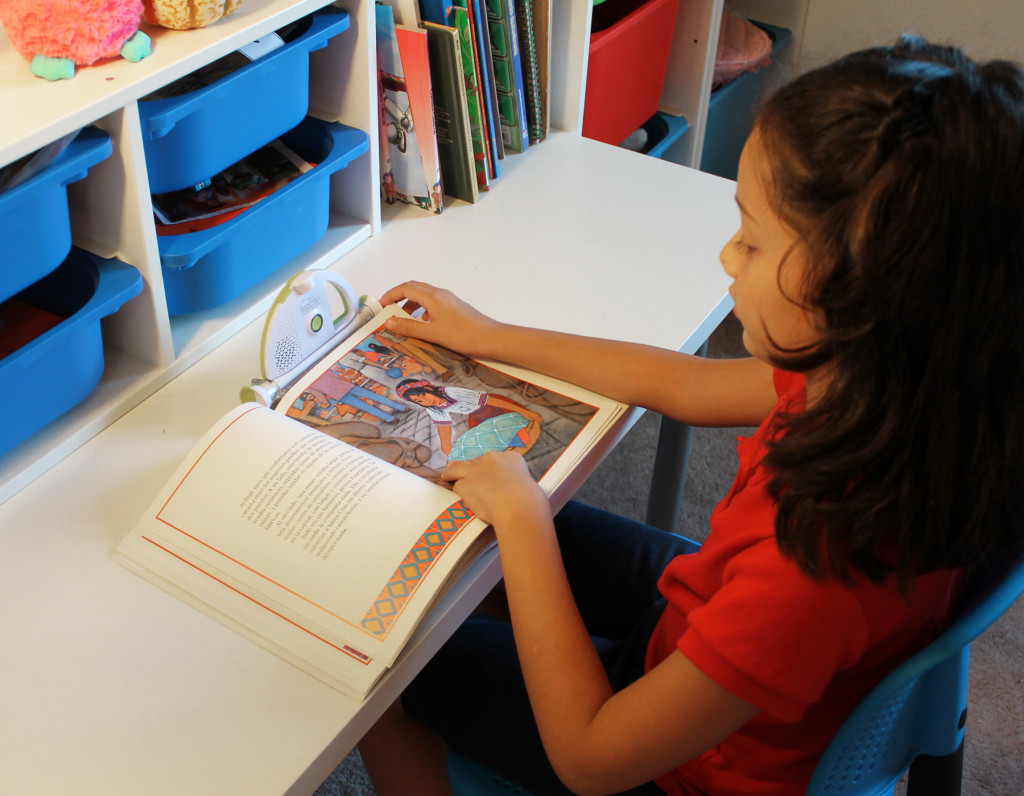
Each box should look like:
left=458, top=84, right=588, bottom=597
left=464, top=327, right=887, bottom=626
left=473, top=323, right=775, bottom=427
left=441, top=449, right=758, bottom=794
left=492, top=501, right=758, bottom=795
left=488, top=499, right=617, bottom=791
left=472, top=321, right=692, bottom=409
left=381, top=282, right=775, bottom=430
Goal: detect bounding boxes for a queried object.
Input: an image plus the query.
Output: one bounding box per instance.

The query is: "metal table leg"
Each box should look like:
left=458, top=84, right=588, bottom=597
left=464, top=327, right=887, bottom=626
left=645, top=340, right=708, bottom=531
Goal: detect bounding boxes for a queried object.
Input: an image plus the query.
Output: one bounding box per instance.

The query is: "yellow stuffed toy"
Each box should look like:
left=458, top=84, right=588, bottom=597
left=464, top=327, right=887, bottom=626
left=142, top=0, right=242, bottom=31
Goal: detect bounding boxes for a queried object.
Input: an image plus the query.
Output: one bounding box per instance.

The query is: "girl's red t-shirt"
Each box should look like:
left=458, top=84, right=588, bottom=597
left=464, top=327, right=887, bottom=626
left=646, top=370, right=962, bottom=795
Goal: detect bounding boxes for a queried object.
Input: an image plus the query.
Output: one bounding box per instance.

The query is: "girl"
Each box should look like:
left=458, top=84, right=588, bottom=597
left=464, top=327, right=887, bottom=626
left=359, top=36, right=1024, bottom=795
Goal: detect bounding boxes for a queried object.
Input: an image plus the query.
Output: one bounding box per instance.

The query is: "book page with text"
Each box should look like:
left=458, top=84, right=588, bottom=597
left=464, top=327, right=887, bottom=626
left=138, top=403, right=485, bottom=661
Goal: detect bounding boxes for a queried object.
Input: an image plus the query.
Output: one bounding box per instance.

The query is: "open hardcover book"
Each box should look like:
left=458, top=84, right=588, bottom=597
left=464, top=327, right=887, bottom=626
left=113, top=304, right=626, bottom=700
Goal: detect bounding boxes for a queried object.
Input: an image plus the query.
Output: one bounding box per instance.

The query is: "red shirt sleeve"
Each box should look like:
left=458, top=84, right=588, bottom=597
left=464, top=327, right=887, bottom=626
left=676, top=539, right=870, bottom=721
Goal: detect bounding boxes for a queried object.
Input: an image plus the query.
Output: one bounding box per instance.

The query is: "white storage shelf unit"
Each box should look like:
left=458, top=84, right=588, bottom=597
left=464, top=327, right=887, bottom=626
left=0, top=0, right=805, bottom=505
left=0, top=0, right=374, bottom=503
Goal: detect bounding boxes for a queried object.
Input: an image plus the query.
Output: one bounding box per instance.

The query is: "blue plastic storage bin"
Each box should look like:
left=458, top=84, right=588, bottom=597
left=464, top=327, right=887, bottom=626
left=0, top=248, right=143, bottom=456
left=139, top=6, right=351, bottom=194
left=158, top=117, right=368, bottom=315
left=0, top=128, right=113, bottom=304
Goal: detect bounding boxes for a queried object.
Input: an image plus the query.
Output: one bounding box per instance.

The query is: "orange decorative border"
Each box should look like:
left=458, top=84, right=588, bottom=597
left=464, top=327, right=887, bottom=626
left=360, top=501, right=476, bottom=637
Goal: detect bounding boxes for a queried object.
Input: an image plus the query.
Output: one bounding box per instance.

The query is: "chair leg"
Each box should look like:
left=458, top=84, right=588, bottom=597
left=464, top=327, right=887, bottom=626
left=906, top=742, right=964, bottom=796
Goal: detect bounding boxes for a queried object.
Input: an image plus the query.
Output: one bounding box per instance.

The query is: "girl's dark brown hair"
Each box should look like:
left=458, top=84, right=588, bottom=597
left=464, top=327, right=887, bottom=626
left=755, top=35, right=1024, bottom=589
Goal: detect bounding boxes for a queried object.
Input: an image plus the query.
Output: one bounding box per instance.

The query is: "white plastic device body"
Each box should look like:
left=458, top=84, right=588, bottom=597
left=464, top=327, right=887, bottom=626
left=242, top=270, right=382, bottom=407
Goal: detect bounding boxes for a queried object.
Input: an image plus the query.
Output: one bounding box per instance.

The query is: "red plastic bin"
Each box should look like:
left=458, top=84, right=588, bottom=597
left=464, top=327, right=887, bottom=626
left=583, top=0, right=681, bottom=146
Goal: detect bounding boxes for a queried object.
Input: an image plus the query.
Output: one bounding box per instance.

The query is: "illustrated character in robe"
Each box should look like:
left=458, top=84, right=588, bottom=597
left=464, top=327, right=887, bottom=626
left=396, top=379, right=542, bottom=461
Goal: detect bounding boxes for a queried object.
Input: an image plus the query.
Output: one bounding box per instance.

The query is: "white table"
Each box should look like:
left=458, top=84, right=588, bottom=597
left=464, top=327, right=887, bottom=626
left=0, top=135, right=736, bottom=795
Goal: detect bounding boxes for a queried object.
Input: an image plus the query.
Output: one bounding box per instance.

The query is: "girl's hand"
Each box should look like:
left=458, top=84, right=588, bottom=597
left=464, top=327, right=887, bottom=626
left=379, top=281, right=502, bottom=357
left=442, top=452, right=549, bottom=527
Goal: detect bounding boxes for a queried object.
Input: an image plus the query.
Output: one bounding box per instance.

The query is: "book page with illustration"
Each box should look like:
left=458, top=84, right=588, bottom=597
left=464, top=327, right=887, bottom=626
left=275, top=304, right=618, bottom=493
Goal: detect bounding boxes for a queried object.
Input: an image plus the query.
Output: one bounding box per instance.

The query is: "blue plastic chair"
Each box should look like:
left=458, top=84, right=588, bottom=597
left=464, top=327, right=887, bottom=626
left=807, top=555, right=1024, bottom=795
left=448, top=556, right=1024, bottom=796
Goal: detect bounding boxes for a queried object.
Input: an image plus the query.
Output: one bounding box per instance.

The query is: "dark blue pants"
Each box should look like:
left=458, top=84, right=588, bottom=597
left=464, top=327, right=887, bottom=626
left=402, top=501, right=700, bottom=795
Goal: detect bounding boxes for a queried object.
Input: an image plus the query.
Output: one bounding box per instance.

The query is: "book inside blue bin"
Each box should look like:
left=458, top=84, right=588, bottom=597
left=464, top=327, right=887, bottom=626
left=0, top=249, right=143, bottom=457
left=139, top=6, right=351, bottom=195
left=157, top=117, right=368, bottom=316
left=0, top=128, right=113, bottom=304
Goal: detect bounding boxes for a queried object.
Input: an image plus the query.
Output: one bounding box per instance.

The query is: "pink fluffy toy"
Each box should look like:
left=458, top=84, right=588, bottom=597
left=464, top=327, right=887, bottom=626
left=0, top=0, right=151, bottom=81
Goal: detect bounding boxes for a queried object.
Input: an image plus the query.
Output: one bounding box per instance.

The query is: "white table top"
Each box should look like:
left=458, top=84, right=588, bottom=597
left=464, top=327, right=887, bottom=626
left=0, top=134, right=736, bottom=795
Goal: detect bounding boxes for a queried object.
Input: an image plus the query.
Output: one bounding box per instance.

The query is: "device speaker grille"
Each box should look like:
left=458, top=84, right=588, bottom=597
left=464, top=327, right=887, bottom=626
left=270, top=312, right=303, bottom=377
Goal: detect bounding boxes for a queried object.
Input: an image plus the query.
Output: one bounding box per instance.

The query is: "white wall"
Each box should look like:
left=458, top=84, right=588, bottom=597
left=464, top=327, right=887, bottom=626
left=799, top=0, right=1023, bottom=68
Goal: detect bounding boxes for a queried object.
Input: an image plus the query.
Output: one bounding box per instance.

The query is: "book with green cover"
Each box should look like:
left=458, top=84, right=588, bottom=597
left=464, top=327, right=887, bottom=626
left=423, top=22, right=479, bottom=203
left=485, top=0, right=530, bottom=154
left=447, top=5, right=491, bottom=191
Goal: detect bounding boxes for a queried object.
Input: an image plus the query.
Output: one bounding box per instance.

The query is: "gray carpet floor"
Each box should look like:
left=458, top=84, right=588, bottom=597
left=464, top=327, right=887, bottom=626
left=315, top=313, right=1024, bottom=795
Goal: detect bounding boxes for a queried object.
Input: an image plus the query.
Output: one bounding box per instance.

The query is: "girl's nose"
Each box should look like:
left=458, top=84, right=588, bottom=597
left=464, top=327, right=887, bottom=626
left=720, top=231, right=742, bottom=279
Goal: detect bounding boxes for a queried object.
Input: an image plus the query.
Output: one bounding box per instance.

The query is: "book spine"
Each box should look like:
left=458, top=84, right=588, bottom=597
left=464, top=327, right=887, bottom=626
left=375, top=4, right=398, bottom=204
left=501, top=0, right=530, bottom=153
left=450, top=43, right=479, bottom=202
left=482, top=0, right=527, bottom=154
left=514, top=0, right=544, bottom=144
left=447, top=6, right=491, bottom=191
left=423, top=23, right=479, bottom=203
left=466, top=0, right=504, bottom=176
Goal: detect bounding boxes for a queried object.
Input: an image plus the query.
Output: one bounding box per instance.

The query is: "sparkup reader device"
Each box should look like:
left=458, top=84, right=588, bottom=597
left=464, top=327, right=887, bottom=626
left=241, top=270, right=381, bottom=407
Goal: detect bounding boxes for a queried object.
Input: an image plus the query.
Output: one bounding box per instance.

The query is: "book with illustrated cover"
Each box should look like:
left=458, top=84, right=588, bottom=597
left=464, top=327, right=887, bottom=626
left=376, top=4, right=443, bottom=213
left=395, top=24, right=444, bottom=213
left=151, top=140, right=312, bottom=229
left=112, top=303, right=627, bottom=700
left=423, top=21, right=479, bottom=203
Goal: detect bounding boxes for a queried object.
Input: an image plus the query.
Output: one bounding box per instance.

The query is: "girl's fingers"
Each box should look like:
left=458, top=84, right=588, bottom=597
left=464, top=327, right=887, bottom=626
left=441, top=460, right=469, bottom=482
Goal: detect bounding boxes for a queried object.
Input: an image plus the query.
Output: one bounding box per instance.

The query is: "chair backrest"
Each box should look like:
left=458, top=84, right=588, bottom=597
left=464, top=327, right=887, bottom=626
left=807, top=556, right=1024, bottom=795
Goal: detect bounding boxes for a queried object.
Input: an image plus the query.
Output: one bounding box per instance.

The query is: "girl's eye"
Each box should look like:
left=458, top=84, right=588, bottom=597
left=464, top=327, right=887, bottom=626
left=734, top=238, right=756, bottom=256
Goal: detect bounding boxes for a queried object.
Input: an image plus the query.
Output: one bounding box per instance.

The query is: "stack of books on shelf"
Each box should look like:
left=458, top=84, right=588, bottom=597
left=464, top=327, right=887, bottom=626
left=376, top=0, right=548, bottom=212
